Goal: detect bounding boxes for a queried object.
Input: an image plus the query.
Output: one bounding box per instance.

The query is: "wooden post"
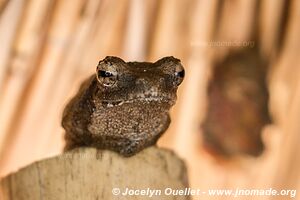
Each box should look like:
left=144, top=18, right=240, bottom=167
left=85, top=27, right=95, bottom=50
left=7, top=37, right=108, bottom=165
left=0, top=147, right=190, bottom=200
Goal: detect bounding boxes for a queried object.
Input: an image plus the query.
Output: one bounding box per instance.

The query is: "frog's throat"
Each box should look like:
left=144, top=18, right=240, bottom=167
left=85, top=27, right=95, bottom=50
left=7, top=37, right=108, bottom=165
left=100, top=97, right=176, bottom=108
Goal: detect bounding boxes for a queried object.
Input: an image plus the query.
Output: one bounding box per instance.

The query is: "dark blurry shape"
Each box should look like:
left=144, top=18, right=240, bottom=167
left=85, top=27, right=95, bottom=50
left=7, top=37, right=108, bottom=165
left=202, top=48, right=271, bottom=157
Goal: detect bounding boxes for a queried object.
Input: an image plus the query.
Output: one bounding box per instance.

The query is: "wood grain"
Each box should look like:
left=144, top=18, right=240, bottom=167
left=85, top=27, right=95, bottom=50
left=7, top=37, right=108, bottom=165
left=0, top=147, right=189, bottom=200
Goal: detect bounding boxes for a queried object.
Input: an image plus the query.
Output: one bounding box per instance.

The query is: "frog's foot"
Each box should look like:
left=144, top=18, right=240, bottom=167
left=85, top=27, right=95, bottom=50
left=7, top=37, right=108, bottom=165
left=64, top=133, right=86, bottom=151
left=64, top=141, right=83, bottom=151
left=119, top=139, right=145, bottom=157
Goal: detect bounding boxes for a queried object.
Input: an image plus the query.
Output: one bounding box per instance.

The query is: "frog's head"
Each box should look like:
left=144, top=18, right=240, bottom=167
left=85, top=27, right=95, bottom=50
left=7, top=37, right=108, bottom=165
left=94, top=56, right=185, bottom=109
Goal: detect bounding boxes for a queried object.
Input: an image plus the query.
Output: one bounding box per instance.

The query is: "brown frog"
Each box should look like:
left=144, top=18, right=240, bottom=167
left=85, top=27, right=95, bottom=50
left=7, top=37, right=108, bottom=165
left=62, top=56, right=184, bottom=156
left=201, top=48, right=271, bottom=157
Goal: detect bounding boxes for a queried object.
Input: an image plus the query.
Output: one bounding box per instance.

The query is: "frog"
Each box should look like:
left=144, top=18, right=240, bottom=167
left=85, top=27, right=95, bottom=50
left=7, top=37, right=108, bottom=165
left=62, top=56, right=185, bottom=156
left=201, top=48, right=271, bottom=157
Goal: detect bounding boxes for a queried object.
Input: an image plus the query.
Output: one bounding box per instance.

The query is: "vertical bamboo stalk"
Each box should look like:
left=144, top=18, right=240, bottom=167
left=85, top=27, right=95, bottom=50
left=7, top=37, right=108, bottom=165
left=0, top=0, right=25, bottom=93
left=78, top=0, right=128, bottom=75
left=0, top=0, right=26, bottom=163
left=148, top=0, right=190, bottom=61
left=173, top=0, right=219, bottom=189
left=260, top=0, right=286, bottom=58
left=273, top=74, right=300, bottom=195
left=217, top=0, right=257, bottom=44
left=122, top=0, right=152, bottom=61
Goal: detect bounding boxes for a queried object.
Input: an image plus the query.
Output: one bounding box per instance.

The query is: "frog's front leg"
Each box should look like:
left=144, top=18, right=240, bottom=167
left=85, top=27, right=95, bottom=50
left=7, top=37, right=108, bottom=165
left=64, top=132, right=88, bottom=151
left=117, top=138, right=144, bottom=156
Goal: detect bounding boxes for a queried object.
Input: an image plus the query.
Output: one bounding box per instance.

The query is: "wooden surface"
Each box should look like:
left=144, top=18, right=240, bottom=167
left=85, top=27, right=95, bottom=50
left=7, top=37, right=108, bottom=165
left=0, top=147, right=189, bottom=200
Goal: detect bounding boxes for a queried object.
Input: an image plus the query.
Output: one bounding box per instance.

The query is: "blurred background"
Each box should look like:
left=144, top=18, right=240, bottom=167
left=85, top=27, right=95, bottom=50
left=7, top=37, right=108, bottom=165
left=0, top=0, right=300, bottom=199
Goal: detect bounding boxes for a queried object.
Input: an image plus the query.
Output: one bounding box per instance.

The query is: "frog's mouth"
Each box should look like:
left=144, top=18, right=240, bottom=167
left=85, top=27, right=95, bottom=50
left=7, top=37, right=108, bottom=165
left=101, top=96, right=175, bottom=108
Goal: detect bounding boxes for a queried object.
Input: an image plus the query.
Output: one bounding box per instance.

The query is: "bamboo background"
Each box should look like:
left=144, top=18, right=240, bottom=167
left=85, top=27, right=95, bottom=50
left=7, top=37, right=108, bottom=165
left=0, top=0, right=300, bottom=199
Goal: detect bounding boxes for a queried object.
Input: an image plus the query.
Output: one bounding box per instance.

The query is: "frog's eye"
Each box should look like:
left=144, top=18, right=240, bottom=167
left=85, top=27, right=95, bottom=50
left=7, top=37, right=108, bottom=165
left=96, top=62, right=118, bottom=87
left=174, top=64, right=185, bottom=86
